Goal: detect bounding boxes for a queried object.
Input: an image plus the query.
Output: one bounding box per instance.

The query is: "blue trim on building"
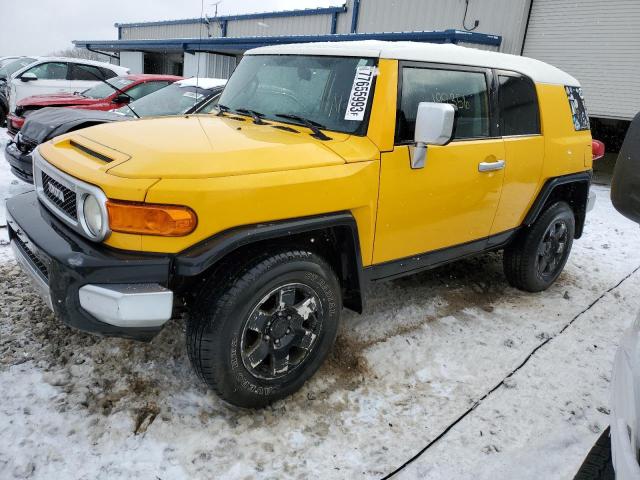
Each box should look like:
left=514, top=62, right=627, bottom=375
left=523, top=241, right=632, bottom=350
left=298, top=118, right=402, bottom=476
left=330, top=12, right=338, bottom=35
left=220, top=20, right=228, bottom=37
left=74, top=30, right=502, bottom=54
left=114, top=6, right=347, bottom=28
left=351, top=0, right=361, bottom=33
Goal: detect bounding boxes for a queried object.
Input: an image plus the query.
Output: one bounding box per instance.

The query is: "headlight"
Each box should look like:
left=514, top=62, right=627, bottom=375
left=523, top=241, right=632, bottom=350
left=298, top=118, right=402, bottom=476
left=82, top=194, right=104, bottom=238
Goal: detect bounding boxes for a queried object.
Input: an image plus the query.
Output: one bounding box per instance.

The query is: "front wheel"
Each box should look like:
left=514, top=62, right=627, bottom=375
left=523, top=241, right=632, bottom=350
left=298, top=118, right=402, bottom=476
left=503, top=201, right=575, bottom=292
left=187, top=250, right=341, bottom=408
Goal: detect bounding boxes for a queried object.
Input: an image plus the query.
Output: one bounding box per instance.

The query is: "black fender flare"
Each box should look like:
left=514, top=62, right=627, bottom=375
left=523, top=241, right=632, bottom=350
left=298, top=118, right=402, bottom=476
left=174, top=211, right=366, bottom=313
left=523, top=171, right=592, bottom=238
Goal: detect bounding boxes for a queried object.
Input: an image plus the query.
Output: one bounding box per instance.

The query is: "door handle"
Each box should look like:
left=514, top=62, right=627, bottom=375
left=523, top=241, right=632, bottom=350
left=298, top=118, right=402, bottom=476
left=478, top=160, right=505, bottom=172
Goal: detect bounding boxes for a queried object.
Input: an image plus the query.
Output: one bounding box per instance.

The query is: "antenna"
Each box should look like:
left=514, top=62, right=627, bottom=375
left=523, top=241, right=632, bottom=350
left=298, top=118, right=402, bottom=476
left=210, top=1, right=223, bottom=18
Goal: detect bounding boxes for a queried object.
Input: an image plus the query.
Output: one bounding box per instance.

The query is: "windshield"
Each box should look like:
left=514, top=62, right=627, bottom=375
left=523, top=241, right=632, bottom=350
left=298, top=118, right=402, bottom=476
left=218, top=55, right=377, bottom=135
left=116, top=83, right=209, bottom=117
left=0, top=57, right=36, bottom=79
left=83, top=77, right=134, bottom=99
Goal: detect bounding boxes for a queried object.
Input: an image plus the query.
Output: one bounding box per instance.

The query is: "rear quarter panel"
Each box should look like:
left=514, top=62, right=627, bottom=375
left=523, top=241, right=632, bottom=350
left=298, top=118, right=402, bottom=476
left=537, top=83, right=593, bottom=180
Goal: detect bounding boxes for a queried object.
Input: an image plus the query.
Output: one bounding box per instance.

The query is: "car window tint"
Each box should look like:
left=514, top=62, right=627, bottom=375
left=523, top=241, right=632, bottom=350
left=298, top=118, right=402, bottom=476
left=498, top=75, right=540, bottom=136
left=25, top=62, right=68, bottom=80
left=70, top=64, right=106, bottom=81
left=397, top=67, right=490, bottom=143
left=125, top=81, right=171, bottom=101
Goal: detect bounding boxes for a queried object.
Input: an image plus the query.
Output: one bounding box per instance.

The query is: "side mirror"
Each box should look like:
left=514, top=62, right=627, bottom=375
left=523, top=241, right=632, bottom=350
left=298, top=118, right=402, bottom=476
left=114, top=94, right=130, bottom=104
left=611, top=112, right=640, bottom=224
left=20, top=72, right=37, bottom=82
left=412, top=102, right=456, bottom=169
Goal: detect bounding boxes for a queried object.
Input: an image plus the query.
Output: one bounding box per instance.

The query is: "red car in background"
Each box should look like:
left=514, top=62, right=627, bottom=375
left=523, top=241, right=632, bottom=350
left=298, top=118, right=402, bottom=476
left=6, top=74, right=182, bottom=136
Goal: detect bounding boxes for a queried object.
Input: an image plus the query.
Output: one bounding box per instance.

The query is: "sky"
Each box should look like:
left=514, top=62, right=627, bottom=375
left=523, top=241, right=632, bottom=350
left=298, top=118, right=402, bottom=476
left=0, top=0, right=338, bottom=57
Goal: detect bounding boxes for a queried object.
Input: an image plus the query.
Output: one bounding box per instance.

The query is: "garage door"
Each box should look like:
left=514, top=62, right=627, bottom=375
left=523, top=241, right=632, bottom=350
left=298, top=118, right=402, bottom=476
left=523, top=0, right=640, bottom=120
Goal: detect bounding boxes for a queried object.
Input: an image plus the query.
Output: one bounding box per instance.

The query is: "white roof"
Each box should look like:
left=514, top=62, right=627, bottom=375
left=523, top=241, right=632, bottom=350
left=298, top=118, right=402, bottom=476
left=247, top=40, right=579, bottom=86
left=10, top=56, right=128, bottom=78
left=178, top=77, right=227, bottom=89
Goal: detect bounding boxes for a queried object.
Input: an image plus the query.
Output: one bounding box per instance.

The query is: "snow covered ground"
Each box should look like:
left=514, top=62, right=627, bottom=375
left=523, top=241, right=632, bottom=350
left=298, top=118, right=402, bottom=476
left=1, top=125, right=639, bottom=479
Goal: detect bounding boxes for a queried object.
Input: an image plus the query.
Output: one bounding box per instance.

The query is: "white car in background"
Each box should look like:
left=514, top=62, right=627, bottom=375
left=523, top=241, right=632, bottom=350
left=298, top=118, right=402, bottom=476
left=575, top=112, right=640, bottom=480
left=7, top=57, right=128, bottom=113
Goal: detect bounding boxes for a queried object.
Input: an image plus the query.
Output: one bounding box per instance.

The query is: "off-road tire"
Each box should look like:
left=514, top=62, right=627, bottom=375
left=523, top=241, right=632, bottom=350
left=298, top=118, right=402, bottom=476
left=573, top=427, right=614, bottom=480
left=186, top=250, right=341, bottom=408
left=503, top=201, right=575, bottom=292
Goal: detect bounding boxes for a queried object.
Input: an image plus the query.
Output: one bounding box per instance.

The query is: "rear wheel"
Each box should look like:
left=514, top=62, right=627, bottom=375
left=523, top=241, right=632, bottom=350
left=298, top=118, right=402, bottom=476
left=187, top=250, right=341, bottom=408
left=504, top=201, right=575, bottom=292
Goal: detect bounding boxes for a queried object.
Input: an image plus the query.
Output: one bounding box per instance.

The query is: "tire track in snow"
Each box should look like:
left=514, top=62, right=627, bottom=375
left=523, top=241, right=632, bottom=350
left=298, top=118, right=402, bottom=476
left=382, top=264, right=640, bottom=479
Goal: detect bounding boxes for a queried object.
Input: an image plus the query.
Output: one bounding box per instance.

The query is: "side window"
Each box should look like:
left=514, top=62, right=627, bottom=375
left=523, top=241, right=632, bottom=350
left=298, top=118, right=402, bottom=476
left=69, top=64, right=106, bottom=81
left=24, top=62, right=68, bottom=80
left=125, top=81, right=171, bottom=101
left=498, top=74, right=540, bottom=136
left=565, top=86, right=590, bottom=131
left=100, top=67, right=118, bottom=80
left=397, top=66, right=490, bottom=143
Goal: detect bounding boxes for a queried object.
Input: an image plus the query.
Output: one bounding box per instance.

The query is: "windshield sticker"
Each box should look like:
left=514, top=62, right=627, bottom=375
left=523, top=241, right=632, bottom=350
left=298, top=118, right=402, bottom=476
left=345, top=66, right=376, bottom=121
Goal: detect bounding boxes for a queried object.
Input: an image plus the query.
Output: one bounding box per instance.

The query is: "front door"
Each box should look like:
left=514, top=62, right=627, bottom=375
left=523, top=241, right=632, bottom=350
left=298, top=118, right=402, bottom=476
left=14, top=62, right=70, bottom=105
left=373, top=64, right=505, bottom=264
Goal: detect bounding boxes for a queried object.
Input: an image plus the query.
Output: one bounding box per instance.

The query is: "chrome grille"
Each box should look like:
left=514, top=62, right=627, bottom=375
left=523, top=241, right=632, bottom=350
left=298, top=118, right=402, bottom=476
left=41, top=171, right=77, bottom=220
left=33, top=148, right=111, bottom=241
left=14, top=235, right=48, bottom=280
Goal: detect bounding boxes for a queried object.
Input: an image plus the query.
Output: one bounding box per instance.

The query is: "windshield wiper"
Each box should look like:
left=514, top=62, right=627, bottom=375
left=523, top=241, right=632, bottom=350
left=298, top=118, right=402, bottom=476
left=82, top=70, right=140, bottom=119
left=215, top=103, right=230, bottom=117
left=275, top=114, right=331, bottom=141
left=235, top=108, right=268, bottom=125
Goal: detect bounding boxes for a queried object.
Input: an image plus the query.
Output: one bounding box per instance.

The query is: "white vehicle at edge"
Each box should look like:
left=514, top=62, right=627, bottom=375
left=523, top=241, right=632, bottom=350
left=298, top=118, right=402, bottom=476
left=610, top=111, right=640, bottom=479
left=7, top=57, right=128, bottom=113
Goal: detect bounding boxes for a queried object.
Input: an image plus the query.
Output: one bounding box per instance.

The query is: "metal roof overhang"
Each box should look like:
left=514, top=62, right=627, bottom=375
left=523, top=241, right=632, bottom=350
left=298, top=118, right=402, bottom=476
left=73, top=30, right=502, bottom=56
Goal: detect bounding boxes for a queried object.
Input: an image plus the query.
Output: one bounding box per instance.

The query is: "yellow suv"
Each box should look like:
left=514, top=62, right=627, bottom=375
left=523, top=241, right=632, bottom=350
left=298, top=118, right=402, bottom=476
left=7, top=41, right=596, bottom=407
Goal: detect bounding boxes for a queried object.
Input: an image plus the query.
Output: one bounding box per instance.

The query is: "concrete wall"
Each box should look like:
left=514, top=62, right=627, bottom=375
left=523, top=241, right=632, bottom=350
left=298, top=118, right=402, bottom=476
left=119, top=51, right=144, bottom=74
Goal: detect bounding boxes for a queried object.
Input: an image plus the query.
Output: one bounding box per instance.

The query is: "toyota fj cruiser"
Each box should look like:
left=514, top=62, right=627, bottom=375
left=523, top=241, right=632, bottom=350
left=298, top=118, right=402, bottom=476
left=7, top=41, right=597, bottom=407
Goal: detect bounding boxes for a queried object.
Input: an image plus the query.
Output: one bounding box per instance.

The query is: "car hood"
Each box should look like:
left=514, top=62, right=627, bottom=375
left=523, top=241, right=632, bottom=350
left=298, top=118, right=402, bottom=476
left=18, top=93, right=101, bottom=107
left=20, top=107, right=125, bottom=145
left=71, top=115, right=354, bottom=179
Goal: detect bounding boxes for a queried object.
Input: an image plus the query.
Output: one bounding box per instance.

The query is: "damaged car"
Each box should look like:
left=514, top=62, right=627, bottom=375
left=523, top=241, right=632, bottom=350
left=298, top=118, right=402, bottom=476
left=5, top=77, right=226, bottom=183
left=6, top=73, right=182, bottom=135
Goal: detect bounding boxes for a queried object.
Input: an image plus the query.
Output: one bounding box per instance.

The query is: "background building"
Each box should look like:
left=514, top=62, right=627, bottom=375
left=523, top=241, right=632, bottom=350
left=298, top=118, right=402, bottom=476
left=74, top=0, right=640, bottom=149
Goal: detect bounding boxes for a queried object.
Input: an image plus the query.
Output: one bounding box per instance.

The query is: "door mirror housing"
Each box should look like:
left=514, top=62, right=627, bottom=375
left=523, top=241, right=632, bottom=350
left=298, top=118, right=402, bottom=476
left=114, top=94, right=130, bottom=104
left=411, top=102, right=456, bottom=169
left=20, top=72, right=37, bottom=82
left=611, top=112, right=640, bottom=224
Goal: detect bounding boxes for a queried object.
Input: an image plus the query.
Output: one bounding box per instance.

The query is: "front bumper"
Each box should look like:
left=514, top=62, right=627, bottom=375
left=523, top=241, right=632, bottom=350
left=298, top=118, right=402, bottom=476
left=4, top=140, right=33, bottom=184
left=7, top=191, right=173, bottom=341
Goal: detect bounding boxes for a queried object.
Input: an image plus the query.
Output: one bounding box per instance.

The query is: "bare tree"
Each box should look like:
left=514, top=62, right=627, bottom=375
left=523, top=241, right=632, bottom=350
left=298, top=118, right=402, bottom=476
left=47, top=47, right=113, bottom=64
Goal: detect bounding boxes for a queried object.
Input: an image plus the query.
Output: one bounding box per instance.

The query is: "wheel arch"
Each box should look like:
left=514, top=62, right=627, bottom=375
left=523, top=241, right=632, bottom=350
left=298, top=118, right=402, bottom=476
left=174, top=212, right=366, bottom=313
left=524, top=172, right=592, bottom=239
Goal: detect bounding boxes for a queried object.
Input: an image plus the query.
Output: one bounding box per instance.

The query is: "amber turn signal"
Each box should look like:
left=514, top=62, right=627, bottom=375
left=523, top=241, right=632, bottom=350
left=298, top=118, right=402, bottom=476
left=106, top=200, right=197, bottom=236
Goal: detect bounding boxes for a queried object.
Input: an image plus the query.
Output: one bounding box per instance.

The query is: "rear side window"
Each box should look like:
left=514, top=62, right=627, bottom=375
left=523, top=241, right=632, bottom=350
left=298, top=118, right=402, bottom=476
left=397, top=67, right=490, bottom=143
left=69, top=64, right=106, bottom=81
left=565, top=86, right=590, bottom=131
left=498, top=74, right=540, bottom=136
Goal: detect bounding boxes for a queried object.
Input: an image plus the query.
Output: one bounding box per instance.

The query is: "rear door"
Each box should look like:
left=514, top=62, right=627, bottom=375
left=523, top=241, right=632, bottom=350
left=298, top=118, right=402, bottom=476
left=13, top=61, right=70, bottom=104
left=68, top=63, right=109, bottom=94
left=489, top=71, right=545, bottom=235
